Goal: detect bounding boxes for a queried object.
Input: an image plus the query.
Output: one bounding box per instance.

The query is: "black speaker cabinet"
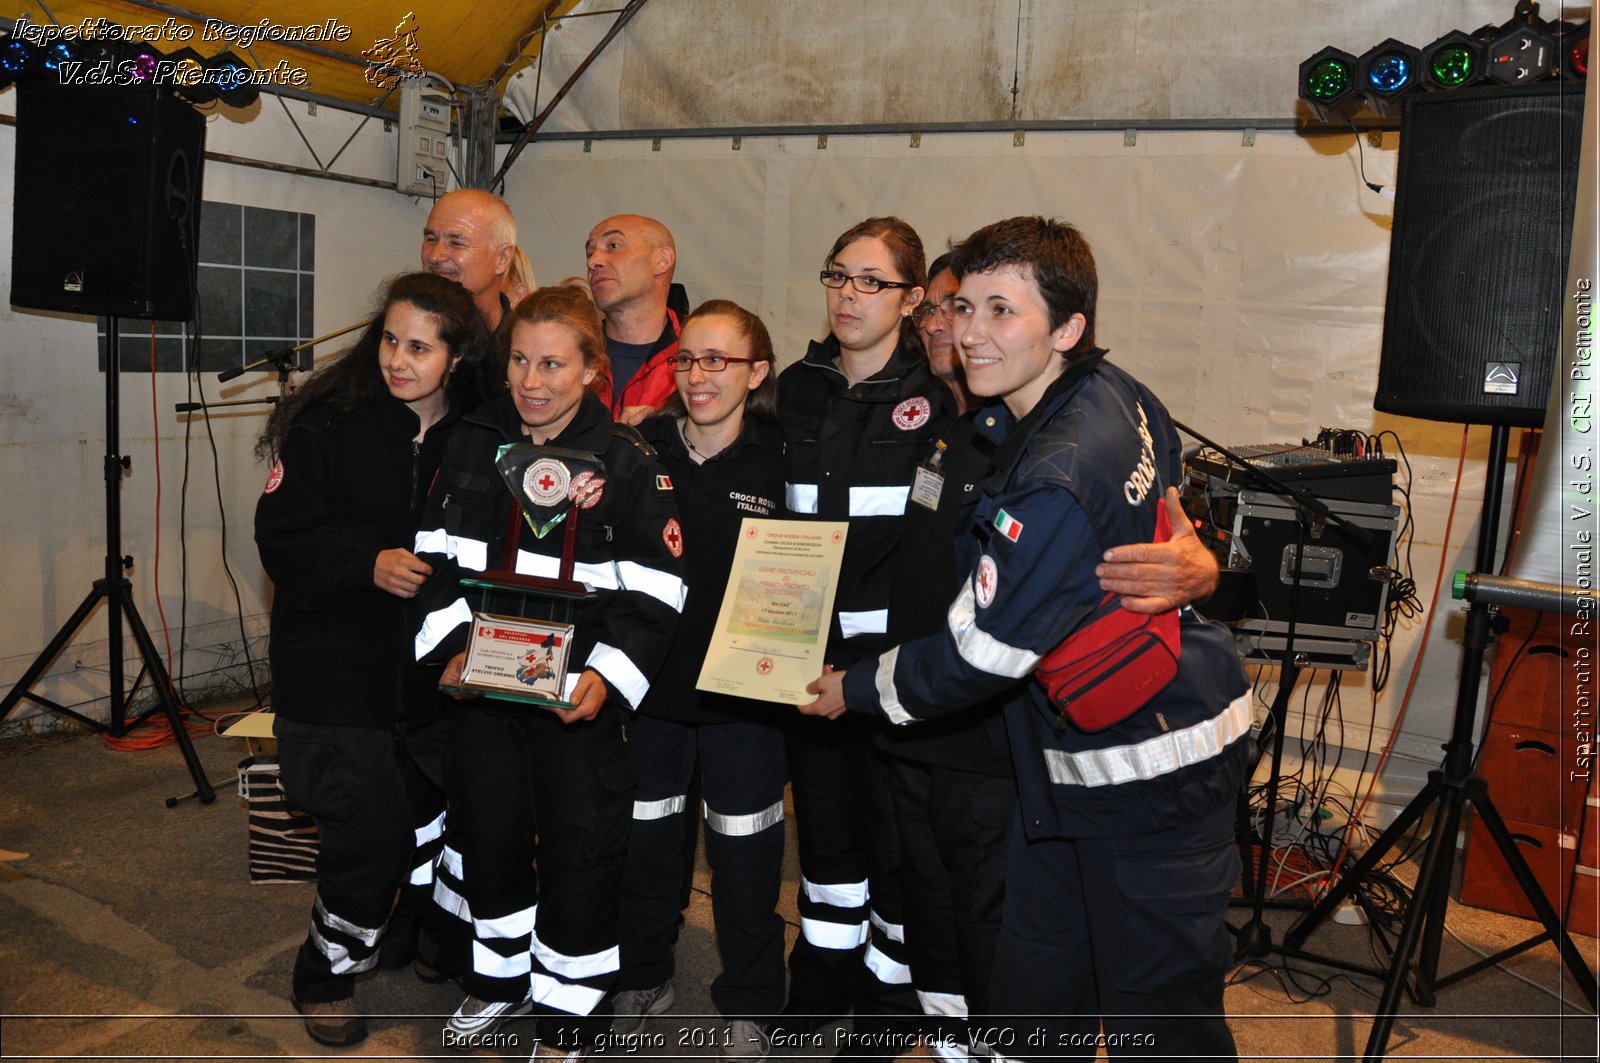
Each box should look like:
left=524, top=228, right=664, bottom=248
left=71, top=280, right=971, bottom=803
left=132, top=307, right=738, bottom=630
left=1373, top=84, right=1583, bottom=426
left=10, top=82, right=205, bottom=320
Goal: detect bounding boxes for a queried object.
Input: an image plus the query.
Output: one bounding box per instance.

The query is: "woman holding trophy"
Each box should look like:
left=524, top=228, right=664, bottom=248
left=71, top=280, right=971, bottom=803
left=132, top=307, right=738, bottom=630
left=410, top=282, right=686, bottom=1060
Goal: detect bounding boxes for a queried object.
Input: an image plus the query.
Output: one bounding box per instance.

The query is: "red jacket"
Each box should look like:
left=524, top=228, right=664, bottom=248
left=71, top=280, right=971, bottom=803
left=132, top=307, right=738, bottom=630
left=596, top=309, right=681, bottom=414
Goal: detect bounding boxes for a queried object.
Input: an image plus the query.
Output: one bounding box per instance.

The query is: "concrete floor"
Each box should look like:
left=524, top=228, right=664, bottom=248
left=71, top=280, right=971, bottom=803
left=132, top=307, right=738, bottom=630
left=1, top=715, right=1597, bottom=1061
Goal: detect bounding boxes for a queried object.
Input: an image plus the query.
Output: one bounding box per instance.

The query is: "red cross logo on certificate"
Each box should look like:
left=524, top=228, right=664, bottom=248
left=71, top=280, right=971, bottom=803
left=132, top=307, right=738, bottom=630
left=756, top=657, right=774, bottom=675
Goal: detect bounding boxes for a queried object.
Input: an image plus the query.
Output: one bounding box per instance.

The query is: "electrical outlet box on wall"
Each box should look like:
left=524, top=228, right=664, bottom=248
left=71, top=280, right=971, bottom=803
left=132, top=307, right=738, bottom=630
left=398, top=79, right=451, bottom=197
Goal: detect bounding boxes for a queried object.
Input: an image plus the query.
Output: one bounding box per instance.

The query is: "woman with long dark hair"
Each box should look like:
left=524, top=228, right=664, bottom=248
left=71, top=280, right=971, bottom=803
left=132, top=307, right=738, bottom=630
left=255, top=271, right=497, bottom=1048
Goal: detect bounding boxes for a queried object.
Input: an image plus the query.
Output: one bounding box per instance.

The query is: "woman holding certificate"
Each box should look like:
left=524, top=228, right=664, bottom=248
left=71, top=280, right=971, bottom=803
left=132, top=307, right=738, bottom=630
left=775, top=217, right=955, bottom=1036
left=410, top=282, right=685, bottom=1060
left=612, top=300, right=787, bottom=1056
left=254, top=272, right=497, bottom=1048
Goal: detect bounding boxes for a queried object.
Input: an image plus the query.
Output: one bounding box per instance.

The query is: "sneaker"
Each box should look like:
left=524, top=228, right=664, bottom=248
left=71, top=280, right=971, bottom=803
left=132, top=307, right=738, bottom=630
left=532, top=1044, right=591, bottom=1061
left=291, top=995, right=368, bottom=1048
left=723, top=1020, right=771, bottom=1061
left=610, top=980, right=674, bottom=1033
left=445, top=992, right=533, bottom=1039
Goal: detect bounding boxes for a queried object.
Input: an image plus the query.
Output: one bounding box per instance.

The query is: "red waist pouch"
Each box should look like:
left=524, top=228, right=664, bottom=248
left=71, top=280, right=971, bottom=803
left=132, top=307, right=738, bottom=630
left=1033, top=503, right=1180, bottom=733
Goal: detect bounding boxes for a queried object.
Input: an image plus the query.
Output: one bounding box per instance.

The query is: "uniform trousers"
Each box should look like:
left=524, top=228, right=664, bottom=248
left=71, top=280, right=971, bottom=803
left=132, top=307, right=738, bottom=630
left=888, top=756, right=1012, bottom=1059
left=276, top=715, right=447, bottom=1004
left=445, top=700, right=636, bottom=1048
left=785, top=714, right=916, bottom=1019
left=617, top=713, right=788, bottom=1020
left=989, top=800, right=1239, bottom=1062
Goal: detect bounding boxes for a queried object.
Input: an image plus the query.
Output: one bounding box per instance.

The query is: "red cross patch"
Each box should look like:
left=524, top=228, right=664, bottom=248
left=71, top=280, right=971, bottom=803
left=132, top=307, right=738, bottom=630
left=662, top=518, right=684, bottom=557
left=263, top=460, right=285, bottom=494
left=975, top=555, right=998, bottom=608
left=524, top=458, right=570, bottom=506
left=568, top=471, right=606, bottom=510
left=892, top=396, right=932, bottom=431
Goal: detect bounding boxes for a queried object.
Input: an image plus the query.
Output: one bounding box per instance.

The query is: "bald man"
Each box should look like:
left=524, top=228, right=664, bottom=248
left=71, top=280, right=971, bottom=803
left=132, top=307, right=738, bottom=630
left=585, top=214, right=682, bottom=425
left=422, top=190, right=517, bottom=333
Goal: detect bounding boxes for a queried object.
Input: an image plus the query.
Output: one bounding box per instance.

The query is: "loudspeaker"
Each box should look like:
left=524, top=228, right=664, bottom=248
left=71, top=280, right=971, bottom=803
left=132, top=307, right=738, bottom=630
left=10, top=82, right=205, bottom=320
left=1373, top=84, right=1582, bottom=426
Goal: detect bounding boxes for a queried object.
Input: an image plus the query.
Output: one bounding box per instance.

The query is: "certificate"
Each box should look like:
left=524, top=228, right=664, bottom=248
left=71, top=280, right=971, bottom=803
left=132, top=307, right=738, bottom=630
left=697, top=518, right=848, bottom=705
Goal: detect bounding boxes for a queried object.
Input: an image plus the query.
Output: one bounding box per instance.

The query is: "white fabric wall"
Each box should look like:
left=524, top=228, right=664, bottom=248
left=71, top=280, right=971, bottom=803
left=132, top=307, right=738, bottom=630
left=505, top=127, right=1517, bottom=815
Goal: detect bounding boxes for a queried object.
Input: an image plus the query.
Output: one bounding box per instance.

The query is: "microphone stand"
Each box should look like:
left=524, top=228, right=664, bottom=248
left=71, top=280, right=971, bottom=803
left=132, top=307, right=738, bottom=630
left=1172, top=419, right=1375, bottom=967
left=175, top=320, right=366, bottom=416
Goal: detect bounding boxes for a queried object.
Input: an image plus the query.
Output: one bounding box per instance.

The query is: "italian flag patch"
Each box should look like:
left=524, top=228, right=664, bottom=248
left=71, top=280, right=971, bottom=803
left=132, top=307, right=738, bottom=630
left=994, top=509, right=1023, bottom=542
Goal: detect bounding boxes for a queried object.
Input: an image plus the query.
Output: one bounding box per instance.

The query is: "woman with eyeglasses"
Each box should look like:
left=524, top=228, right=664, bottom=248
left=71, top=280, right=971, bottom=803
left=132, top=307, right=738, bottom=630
left=609, top=300, right=788, bottom=1058
left=774, top=217, right=954, bottom=1045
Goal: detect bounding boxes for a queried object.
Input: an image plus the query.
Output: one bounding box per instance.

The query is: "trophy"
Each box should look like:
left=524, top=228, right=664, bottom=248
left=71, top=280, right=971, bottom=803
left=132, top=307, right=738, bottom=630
left=441, top=443, right=604, bottom=707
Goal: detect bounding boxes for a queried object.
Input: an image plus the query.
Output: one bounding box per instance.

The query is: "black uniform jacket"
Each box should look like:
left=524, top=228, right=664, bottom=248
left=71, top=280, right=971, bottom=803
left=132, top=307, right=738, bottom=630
left=777, top=333, right=957, bottom=670
left=255, top=394, right=456, bottom=730
left=410, top=391, right=685, bottom=711
left=875, top=413, right=1014, bottom=777
left=636, top=412, right=786, bottom=725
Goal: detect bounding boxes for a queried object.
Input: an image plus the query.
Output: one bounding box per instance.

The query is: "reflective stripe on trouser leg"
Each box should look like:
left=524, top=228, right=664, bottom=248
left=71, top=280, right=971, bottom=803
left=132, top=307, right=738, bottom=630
left=308, top=893, right=384, bottom=976
left=408, top=809, right=446, bottom=886
left=864, top=909, right=912, bottom=986
left=616, top=713, right=697, bottom=992
left=698, top=717, right=789, bottom=1020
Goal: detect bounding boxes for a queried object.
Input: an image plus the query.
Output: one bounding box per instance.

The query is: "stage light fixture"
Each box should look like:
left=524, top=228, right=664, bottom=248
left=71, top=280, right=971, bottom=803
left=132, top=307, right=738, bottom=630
left=1356, top=38, right=1423, bottom=115
left=1, top=35, right=37, bottom=79
left=207, top=51, right=258, bottom=108
left=1421, top=30, right=1486, bottom=89
left=1299, top=47, right=1362, bottom=122
left=123, top=43, right=165, bottom=84
left=167, top=47, right=217, bottom=104
left=1558, top=20, right=1589, bottom=77
left=1487, top=21, right=1556, bottom=83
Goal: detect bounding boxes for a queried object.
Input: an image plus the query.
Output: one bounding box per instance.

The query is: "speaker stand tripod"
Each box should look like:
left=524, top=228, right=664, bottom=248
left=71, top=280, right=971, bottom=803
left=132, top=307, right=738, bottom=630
left=1175, top=422, right=1376, bottom=962
left=0, top=321, right=215, bottom=803
left=1283, top=424, right=1597, bottom=1059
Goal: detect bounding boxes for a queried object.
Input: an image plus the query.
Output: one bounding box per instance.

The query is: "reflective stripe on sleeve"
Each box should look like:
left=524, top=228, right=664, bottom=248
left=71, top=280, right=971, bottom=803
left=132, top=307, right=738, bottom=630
left=873, top=647, right=913, bottom=725
left=586, top=641, right=650, bottom=708
left=947, top=581, right=1039, bottom=677
left=416, top=598, right=473, bottom=659
left=415, top=528, right=488, bottom=572
left=617, top=560, right=687, bottom=611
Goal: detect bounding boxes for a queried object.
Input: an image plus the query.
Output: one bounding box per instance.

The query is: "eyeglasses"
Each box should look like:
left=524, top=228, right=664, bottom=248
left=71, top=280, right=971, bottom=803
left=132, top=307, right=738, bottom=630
left=668, top=353, right=756, bottom=373
left=912, top=298, right=958, bottom=326
left=819, top=269, right=916, bottom=295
